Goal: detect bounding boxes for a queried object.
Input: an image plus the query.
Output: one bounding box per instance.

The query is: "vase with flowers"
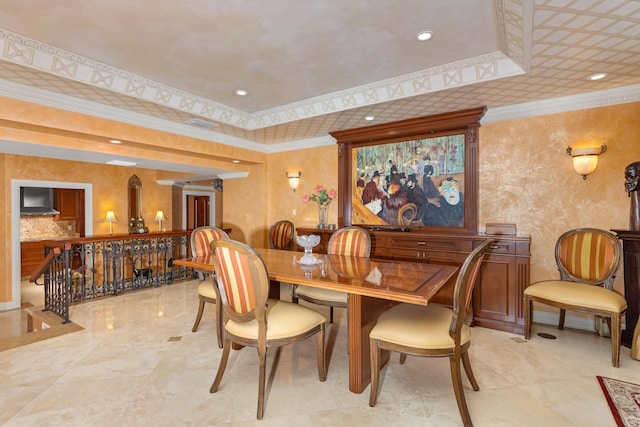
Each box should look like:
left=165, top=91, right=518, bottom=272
left=303, top=184, right=337, bottom=228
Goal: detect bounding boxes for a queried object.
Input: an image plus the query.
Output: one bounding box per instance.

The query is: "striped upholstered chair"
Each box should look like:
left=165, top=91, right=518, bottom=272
left=524, top=228, right=627, bottom=367
left=293, top=226, right=371, bottom=323
left=189, top=226, right=229, bottom=347
left=368, top=239, right=493, bottom=427
left=209, top=239, right=326, bottom=420
left=268, top=220, right=294, bottom=250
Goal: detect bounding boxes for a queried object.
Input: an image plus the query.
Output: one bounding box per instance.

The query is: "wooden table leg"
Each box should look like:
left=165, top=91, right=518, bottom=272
left=347, top=294, right=392, bottom=394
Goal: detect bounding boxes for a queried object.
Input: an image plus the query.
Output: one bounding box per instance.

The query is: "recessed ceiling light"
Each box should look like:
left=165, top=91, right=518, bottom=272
left=416, top=30, right=433, bottom=41
left=109, top=139, right=122, bottom=144
left=235, top=89, right=247, bottom=96
left=588, top=73, right=608, bottom=81
left=232, top=159, right=240, bottom=164
left=106, top=160, right=137, bottom=167
left=365, top=116, right=375, bottom=121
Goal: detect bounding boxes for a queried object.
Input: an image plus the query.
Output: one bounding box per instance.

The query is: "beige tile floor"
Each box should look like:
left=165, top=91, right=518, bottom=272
left=1, top=279, right=638, bottom=426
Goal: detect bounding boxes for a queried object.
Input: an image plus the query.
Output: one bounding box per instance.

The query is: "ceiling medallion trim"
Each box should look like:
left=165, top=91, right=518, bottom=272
left=0, top=28, right=523, bottom=132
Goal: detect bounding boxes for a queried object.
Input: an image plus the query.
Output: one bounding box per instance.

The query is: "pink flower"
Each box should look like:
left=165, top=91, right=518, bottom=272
left=305, top=184, right=336, bottom=206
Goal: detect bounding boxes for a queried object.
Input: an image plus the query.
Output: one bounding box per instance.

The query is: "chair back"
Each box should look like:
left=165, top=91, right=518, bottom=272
left=268, top=220, right=294, bottom=249
left=554, top=228, right=620, bottom=289
left=327, top=226, right=371, bottom=257
left=190, top=226, right=229, bottom=257
left=211, top=239, right=270, bottom=333
left=450, top=239, right=493, bottom=341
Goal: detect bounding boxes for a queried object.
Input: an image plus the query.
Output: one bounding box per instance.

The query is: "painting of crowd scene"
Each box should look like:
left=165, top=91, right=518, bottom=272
left=352, top=134, right=465, bottom=228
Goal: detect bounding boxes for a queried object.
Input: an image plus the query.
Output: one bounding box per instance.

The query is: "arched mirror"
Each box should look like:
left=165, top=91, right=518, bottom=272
left=128, top=175, right=147, bottom=233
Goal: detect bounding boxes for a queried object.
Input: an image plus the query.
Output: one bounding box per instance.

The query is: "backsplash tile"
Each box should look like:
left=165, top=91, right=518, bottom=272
left=20, top=216, right=77, bottom=241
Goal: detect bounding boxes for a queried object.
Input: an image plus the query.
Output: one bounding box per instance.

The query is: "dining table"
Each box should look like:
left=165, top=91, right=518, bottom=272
left=174, top=247, right=459, bottom=394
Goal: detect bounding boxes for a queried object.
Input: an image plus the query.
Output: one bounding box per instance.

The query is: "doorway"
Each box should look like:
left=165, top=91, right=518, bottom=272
left=7, top=179, right=93, bottom=311
left=184, top=193, right=215, bottom=229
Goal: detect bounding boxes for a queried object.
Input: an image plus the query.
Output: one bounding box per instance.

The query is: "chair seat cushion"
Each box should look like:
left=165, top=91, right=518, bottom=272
left=226, top=299, right=326, bottom=340
left=295, top=286, right=348, bottom=304
left=370, top=303, right=470, bottom=350
left=524, top=280, right=627, bottom=312
left=197, top=281, right=217, bottom=299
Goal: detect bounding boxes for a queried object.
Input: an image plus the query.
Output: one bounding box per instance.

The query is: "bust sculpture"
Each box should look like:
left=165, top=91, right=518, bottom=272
left=625, top=161, right=640, bottom=231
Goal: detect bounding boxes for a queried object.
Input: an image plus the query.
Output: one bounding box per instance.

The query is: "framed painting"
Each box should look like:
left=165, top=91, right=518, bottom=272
left=332, top=106, right=486, bottom=234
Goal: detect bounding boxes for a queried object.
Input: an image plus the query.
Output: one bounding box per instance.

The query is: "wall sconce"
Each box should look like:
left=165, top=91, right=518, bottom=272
left=154, top=210, right=168, bottom=232
left=103, top=210, right=119, bottom=235
left=286, top=171, right=302, bottom=192
left=566, top=144, right=607, bottom=180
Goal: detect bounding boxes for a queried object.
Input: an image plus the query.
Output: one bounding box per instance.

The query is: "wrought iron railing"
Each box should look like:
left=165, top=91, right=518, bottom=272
left=40, top=231, right=195, bottom=323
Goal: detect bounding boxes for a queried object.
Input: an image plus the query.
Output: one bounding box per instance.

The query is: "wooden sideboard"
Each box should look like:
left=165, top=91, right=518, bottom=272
left=296, top=226, right=531, bottom=334
left=369, top=230, right=531, bottom=335
left=612, top=230, right=640, bottom=347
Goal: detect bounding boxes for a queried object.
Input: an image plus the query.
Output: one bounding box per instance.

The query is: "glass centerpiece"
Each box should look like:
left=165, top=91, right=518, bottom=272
left=296, top=234, right=321, bottom=265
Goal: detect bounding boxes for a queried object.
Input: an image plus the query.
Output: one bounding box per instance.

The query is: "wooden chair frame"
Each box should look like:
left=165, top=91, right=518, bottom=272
left=524, top=228, right=626, bottom=367
left=209, top=239, right=326, bottom=419
left=369, top=239, right=493, bottom=427
left=189, top=226, right=229, bottom=348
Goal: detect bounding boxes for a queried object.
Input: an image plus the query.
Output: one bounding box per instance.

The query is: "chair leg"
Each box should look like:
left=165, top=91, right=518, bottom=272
left=462, top=351, right=480, bottom=391
left=369, top=339, right=380, bottom=407
left=210, top=336, right=231, bottom=393
left=399, top=353, right=407, bottom=364
left=611, top=313, right=621, bottom=368
left=330, top=306, right=334, bottom=323
left=215, top=300, right=223, bottom=349
left=317, top=324, right=327, bottom=381
left=450, top=353, right=474, bottom=427
left=257, top=344, right=267, bottom=420
left=192, top=299, right=206, bottom=332
left=291, top=284, right=299, bottom=304
left=558, top=308, right=566, bottom=330
left=524, top=295, right=532, bottom=339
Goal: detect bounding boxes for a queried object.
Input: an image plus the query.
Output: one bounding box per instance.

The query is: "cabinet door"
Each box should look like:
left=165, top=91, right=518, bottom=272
left=20, top=241, right=46, bottom=277
left=55, top=189, right=80, bottom=220
left=473, top=253, right=516, bottom=326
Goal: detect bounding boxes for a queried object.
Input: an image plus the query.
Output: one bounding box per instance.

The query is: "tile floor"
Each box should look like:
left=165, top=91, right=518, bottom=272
left=0, top=279, right=637, bottom=426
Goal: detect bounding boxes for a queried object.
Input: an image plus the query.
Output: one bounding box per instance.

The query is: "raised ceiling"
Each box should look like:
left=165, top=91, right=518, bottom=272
left=0, top=0, right=639, bottom=177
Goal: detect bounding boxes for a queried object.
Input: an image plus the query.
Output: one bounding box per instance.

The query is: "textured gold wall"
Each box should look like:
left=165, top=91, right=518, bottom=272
left=222, top=163, right=267, bottom=247
left=267, top=146, right=339, bottom=233
left=1, top=100, right=639, bottom=304
left=262, top=102, right=640, bottom=295
left=479, top=102, right=640, bottom=292
left=1, top=154, right=174, bottom=301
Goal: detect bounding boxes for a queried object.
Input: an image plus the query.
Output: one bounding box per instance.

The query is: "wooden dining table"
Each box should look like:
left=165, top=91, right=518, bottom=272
left=174, top=248, right=458, bottom=394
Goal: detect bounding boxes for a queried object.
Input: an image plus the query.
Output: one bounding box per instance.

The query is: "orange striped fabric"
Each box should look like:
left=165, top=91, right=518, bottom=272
left=213, top=246, right=256, bottom=315
left=558, top=231, right=617, bottom=282
left=269, top=222, right=293, bottom=249
left=328, top=229, right=368, bottom=256
left=331, top=255, right=368, bottom=278
left=193, top=228, right=228, bottom=256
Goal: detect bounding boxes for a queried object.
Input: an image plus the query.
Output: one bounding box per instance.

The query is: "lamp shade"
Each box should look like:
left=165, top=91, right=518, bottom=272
left=566, top=144, right=607, bottom=179
left=572, top=154, right=599, bottom=176
left=154, top=210, right=168, bottom=222
left=104, top=210, right=119, bottom=223
left=286, top=171, right=301, bottom=192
